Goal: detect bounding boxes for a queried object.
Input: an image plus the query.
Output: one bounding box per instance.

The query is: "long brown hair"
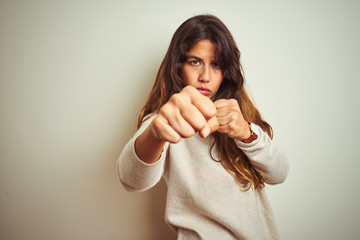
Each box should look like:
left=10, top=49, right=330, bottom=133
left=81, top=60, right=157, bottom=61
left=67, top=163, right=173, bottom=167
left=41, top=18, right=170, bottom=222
left=137, top=15, right=272, bottom=190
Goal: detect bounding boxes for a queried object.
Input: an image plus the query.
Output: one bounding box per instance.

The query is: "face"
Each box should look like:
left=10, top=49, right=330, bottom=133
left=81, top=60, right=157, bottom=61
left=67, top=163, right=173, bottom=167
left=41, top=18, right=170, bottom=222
left=181, top=39, right=223, bottom=99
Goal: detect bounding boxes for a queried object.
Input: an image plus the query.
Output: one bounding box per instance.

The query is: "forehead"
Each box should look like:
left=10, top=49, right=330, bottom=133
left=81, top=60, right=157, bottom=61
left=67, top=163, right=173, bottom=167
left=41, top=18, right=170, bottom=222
left=187, top=39, right=217, bottom=58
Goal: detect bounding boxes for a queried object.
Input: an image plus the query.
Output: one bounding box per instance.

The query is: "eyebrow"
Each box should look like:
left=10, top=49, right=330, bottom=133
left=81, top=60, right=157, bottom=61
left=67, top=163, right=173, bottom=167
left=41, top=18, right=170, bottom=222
left=186, top=55, right=221, bottom=64
left=186, top=55, right=202, bottom=60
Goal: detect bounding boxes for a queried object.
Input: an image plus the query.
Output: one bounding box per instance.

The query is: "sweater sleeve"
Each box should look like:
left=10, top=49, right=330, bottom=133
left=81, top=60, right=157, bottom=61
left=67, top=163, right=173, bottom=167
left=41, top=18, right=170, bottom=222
left=235, top=123, right=289, bottom=185
left=117, top=115, right=169, bottom=192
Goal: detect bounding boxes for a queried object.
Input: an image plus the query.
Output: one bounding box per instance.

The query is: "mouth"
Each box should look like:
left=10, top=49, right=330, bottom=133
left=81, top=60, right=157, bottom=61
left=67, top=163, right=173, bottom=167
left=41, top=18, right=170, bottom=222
left=196, top=87, right=211, bottom=95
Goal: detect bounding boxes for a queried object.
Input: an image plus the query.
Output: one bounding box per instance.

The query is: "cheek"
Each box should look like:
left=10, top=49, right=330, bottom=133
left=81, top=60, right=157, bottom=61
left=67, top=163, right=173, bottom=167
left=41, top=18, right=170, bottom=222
left=215, top=73, right=224, bottom=88
left=182, top=67, right=194, bottom=85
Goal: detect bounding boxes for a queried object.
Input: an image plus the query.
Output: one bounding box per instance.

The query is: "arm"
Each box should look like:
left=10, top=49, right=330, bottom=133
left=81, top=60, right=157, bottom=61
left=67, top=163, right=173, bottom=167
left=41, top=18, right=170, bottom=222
left=135, top=86, right=219, bottom=164
left=236, top=124, right=289, bottom=184
left=118, top=86, right=219, bottom=191
left=117, top=115, right=169, bottom=192
left=214, top=99, right=288, bottom=184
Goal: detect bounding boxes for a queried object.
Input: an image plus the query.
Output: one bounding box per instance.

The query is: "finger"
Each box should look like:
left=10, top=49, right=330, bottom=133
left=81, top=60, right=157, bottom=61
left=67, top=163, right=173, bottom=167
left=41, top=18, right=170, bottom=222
left=160, top=123, right=182, bottom=143
left=217, top=125, right=229, bottom=134
left=183, top=86, right=217, bottom=118
left=200, top=115, right=219, bottom=138
left=214, top=99, right=240, bottom=112
left=160, top=105, right=196, bottom=139
left=152, top=115, right=182, bottom=143
left=214, top=99, right=232, bottom=109
left=168, top=114, right=196, bottom=138
left=215, top=99, right=241, bottom=120
left=216, top=114, right=232, bottom=126
left=215, top=106, right=232, bottom=118
left=180, top=104, right=207, bottom=131
left=168, top=91, right=208, bottom=130
left=217, top=117, right=243, bottom=139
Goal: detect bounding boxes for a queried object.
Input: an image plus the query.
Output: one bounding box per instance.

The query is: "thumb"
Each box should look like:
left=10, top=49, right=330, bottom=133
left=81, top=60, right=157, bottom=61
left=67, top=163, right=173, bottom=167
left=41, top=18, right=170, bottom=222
left=199, top=116, right=219, bottom=138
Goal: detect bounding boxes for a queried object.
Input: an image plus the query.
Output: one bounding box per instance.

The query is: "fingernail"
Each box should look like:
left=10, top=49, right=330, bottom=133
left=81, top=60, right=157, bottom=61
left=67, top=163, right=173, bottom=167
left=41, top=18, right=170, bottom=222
left=202, top=128, right=210, bottom=138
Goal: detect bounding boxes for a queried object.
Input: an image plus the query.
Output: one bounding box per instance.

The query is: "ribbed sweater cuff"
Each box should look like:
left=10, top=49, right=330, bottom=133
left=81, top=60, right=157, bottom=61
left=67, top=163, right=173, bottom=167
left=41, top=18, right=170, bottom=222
left=118, top=136, right=168, bottom=192
left=235, top=123, right=262, bottom=149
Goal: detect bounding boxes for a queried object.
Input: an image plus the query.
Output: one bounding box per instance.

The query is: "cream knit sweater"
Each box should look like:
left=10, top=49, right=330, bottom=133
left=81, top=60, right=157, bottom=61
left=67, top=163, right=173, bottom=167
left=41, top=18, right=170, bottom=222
left=118, top=116, right=288, bottom=240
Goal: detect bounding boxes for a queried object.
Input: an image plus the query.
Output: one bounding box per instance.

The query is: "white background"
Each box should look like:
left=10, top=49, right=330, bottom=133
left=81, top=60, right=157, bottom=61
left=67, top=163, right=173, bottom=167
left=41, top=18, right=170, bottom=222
left=1, top=0, right=359, bottom=239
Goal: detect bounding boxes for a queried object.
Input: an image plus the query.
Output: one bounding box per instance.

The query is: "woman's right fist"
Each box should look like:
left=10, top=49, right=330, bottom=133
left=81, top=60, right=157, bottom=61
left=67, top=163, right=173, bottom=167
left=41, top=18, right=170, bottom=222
left=150, top=86, right=219, bottom=143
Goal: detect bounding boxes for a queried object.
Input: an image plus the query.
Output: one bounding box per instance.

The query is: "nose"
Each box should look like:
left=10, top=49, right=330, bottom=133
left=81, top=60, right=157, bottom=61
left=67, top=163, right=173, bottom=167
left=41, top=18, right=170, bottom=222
left=199, top=65, right=210, bottom=83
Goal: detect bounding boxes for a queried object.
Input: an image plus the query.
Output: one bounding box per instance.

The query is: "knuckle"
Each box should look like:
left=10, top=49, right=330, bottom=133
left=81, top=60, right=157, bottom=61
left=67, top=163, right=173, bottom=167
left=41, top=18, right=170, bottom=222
left=151, top=120, right=164, bottom=139
left=183, top=85, right=195, bottom=93
left=183, top=86, right=197, bottom=98
left=168, top=136, right=181, bottom=144
left=152, top=117, right=164, bottom=132
left=169, top=93, right=179, bottom=102
left=159, top=104, right=170, bottom=116
left=218, top=124, right=225, bottom=131
left=213, top=121, right=219, bottom=130
left=209, top=117, right=219, bottom=128
left=230, top=99, right=238, bottom=105
left=209, top=105, right=217, bottom=116
left=196, top=122, right=206, bottom=131
left=228, top=132, right=235, bottom=138
left=219, top=127, right=227, bottom=134
left=230, top=105, right=239, bottom=112
left=182, top=128, right=195, bottom=138
left=152, top=116, right=161, bottom=126
left=170, top=93, right=186, bottom=106
left=172, top=138, right=181, bottom=143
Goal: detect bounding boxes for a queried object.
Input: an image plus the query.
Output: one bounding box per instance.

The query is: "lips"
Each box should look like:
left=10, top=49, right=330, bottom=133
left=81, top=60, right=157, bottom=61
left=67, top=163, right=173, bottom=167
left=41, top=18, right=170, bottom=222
left=196, top=87, right=210, bottom=95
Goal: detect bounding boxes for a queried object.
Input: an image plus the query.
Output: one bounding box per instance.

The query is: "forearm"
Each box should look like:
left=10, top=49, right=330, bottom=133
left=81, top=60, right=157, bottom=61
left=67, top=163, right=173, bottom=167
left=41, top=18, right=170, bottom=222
left=135, top=124, right=166, bottom=164
left=117, top=115, right=168, bottom=192
left=117, top=135, right=166, bottom=192
left=236, top=124, right=289, bottom=184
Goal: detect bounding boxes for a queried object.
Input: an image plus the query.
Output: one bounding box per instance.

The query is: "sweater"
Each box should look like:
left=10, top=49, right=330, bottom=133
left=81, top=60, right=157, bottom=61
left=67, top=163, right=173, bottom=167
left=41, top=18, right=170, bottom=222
left=118, top=115, right=289, bottom=240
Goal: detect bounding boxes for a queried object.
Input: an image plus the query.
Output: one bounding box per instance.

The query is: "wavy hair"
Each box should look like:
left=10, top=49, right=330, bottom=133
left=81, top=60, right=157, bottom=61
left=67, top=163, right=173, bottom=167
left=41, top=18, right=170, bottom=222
left=137, top=15, right=272, bottom=190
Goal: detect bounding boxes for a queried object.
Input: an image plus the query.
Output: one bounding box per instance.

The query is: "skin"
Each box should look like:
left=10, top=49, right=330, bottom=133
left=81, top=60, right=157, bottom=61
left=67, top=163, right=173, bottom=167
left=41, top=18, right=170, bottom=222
left=135, top=39, right=250, bottom=164
left=181, top=39, right=224, bottom=99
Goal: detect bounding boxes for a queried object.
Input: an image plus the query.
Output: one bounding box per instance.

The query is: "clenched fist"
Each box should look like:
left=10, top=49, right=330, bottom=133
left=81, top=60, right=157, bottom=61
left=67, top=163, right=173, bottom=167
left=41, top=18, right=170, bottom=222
left=151, top=86, right=219, bottom=143
left=214, top=99, right=251, bottom=140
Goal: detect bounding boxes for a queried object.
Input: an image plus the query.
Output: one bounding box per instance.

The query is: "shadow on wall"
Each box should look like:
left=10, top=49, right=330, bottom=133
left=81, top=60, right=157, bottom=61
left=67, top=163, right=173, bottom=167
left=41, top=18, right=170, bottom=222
left=149, top=179, right=177, bottom=240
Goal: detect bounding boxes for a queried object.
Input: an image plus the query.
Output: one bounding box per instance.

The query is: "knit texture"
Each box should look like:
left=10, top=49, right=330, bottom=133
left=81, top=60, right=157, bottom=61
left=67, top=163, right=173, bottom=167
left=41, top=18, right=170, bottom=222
left=118, top=116, right=288, bottom=240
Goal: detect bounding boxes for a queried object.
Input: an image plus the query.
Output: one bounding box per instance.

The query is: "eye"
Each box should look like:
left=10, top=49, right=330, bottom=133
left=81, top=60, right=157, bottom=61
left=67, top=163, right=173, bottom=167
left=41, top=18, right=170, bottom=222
left=212, top=62, right=221, bottom=69
left=189, top=60, right=201, bottom=66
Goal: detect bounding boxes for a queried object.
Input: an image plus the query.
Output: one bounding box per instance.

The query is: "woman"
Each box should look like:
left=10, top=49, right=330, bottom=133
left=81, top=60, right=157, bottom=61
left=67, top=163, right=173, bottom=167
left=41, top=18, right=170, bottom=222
left=118, top=14, right=288, bottom=240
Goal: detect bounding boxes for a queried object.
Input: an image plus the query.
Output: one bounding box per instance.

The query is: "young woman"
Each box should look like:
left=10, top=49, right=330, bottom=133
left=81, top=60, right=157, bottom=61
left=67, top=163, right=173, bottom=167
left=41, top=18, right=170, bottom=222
left=118, top=14, right=288, bottom=240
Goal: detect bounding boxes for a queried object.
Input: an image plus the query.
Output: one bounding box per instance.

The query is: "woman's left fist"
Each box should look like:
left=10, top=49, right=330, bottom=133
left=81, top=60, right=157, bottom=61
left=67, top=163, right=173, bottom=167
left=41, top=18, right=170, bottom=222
left=214, top=99, right=251, bottom=140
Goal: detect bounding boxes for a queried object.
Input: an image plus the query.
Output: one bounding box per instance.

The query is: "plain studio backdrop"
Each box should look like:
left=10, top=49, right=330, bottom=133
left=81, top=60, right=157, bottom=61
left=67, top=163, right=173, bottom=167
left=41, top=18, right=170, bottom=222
left=1, top=0, right=359, bottom=239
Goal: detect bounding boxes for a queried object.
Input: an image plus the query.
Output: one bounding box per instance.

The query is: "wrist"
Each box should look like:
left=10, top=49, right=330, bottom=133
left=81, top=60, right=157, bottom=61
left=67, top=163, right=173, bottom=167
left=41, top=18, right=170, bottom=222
left=235, top=120, right=251, bottom=140
left=240, top=122, right=258, bottom=143
left=135, top=124, right=166, bottom=164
